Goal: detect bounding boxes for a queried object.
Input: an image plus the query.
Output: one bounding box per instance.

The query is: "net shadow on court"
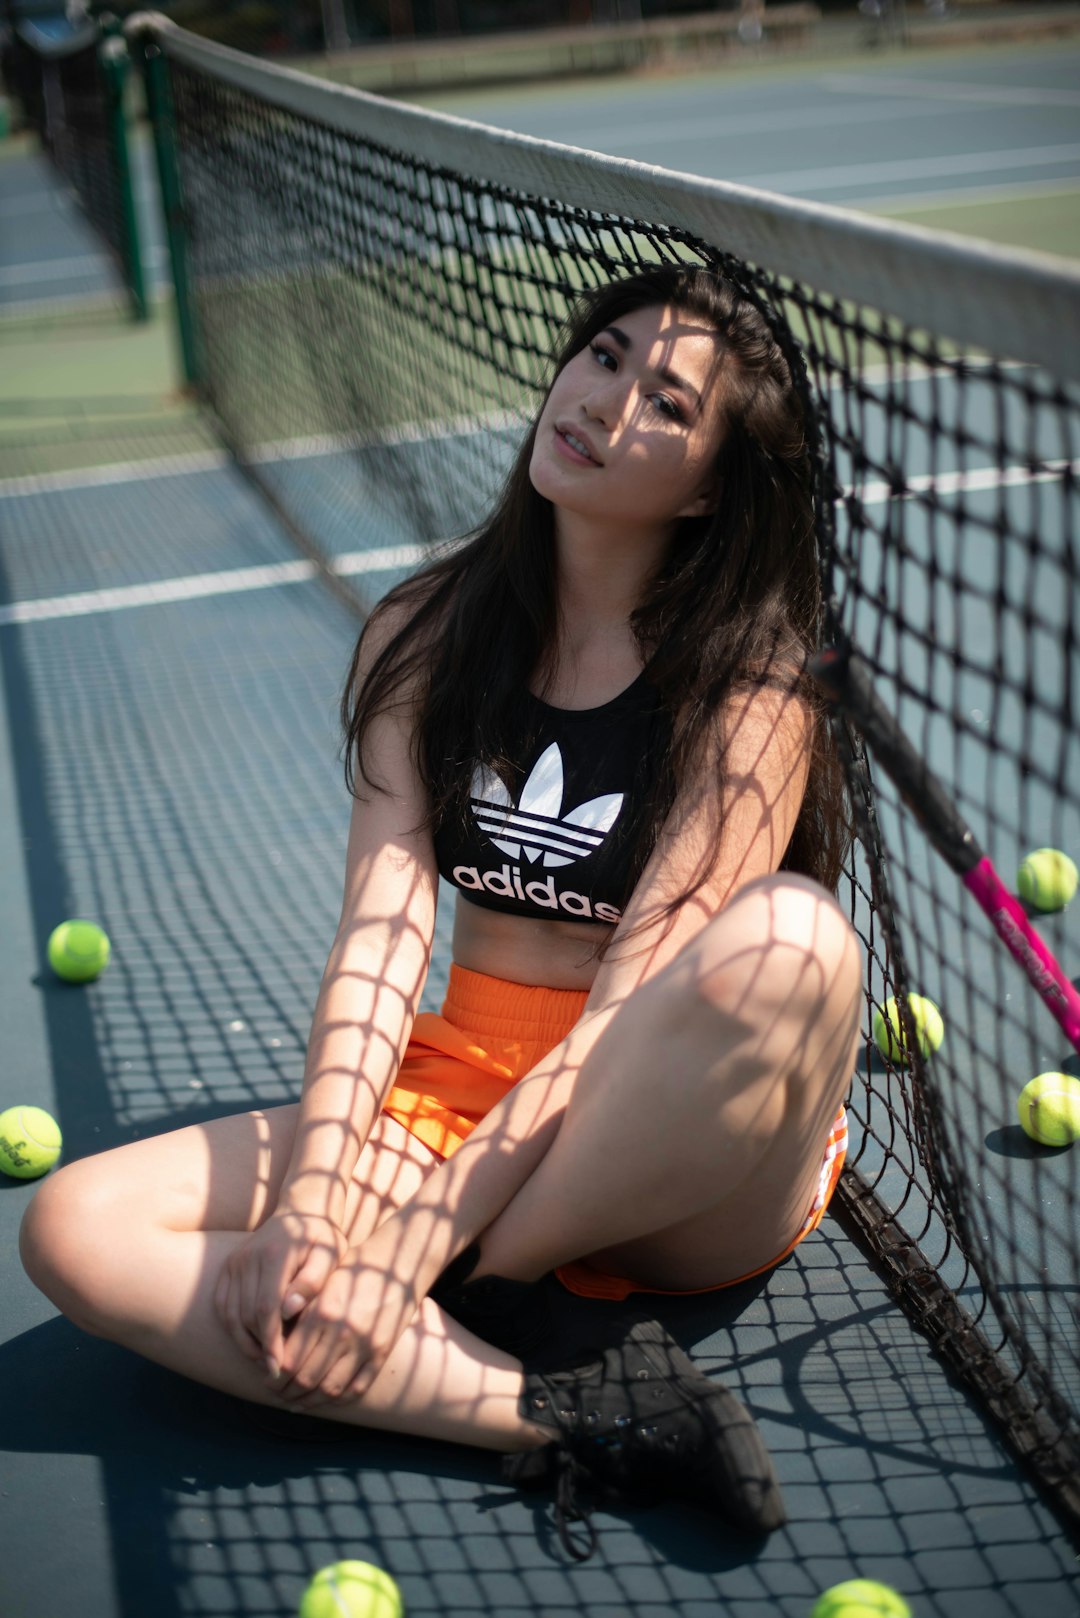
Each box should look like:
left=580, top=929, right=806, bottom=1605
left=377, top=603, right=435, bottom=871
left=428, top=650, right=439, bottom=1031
left=2, top=19, right=1080, bottom=1615
left=1, top=441, right=1078, bottom=1618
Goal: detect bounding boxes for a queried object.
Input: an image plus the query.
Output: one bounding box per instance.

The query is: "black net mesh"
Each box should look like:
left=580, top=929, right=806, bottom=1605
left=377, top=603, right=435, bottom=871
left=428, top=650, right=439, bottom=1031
left=4, top=20, right=142, bottom=311
left=141, top=25, right=1080, bottom=1536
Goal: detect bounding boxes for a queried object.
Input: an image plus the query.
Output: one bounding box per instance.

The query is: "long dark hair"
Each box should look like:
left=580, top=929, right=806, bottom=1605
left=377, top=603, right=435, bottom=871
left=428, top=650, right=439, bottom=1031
left=342, top=264, right=850, bottom=917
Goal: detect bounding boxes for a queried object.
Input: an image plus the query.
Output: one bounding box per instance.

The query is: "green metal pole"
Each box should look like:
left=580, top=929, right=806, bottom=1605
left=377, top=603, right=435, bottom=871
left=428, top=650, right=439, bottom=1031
left=135, top=32, right=201, bottom=389
left=98, top=31, right=148, bottom=321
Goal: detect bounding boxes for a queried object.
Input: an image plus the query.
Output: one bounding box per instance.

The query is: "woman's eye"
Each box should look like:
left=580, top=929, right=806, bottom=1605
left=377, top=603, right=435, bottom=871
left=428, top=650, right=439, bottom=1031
left=589, top=342, right=617, bottom=371
left=652, top=394, right=684, bottom=421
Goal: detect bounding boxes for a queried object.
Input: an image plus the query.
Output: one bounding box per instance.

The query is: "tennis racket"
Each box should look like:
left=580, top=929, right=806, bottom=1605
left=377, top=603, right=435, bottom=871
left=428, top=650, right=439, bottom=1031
left=811, top=646, right=1080, bottom=1056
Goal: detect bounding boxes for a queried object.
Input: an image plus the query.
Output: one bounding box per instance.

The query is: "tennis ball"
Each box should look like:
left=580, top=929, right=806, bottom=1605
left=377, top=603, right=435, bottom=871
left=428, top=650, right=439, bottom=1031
left=810, top=1580, right=912, bottom=1618
left=0, top=1105, right=62, bottom=1180
left=872, top=993, right=944, bottom=1066
left=1017, top=847, right=1078, bottom=912
left=298, top=1561, right=403, bottom=1618
left=47, top=919, right=111, bottom=983
left=1017, top=1072, right=1080, bottom=1147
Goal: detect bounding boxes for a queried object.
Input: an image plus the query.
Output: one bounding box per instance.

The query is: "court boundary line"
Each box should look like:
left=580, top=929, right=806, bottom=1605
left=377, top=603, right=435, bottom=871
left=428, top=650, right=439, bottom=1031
left=864, top=176, right=1080, bottom=215
left=0, top=367, right=1033, bottom=502
left=0, top=409, right=526, bottom=500
left=2, top=460, right=1075, bottom=628
left=821, top=72, right=1080, bottom=109
left=0, top=545, right=428, bottom=627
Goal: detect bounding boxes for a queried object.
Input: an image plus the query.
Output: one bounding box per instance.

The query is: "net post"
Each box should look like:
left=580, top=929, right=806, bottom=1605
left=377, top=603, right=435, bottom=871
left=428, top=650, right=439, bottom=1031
left=97, top=23, right=148, bottom=322
left=132, top=27, right=201, bottom=387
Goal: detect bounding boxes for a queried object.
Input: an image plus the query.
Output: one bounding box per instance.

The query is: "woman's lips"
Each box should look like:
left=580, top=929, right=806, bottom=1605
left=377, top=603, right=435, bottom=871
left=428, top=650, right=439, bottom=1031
left=554, top=425, right=600, bottom=465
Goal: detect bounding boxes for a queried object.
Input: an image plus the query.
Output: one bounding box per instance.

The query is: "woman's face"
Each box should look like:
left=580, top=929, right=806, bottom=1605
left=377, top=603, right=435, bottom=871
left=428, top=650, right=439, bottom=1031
left=528, top=301, right=727, bottom=534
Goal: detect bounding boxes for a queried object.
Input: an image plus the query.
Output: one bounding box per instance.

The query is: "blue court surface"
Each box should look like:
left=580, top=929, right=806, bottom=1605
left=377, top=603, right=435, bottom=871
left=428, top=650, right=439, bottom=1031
left=4, top=438, right=1080, bottom=1618
left=2, top=31, right=1080, bottom=1618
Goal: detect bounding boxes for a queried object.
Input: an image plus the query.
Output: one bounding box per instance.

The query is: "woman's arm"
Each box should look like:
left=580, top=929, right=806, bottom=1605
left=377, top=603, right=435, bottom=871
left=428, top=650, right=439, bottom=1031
left=585, top=675, right=815, bottom=1003
left=275, top=756, right=439, bottom=1229
left=272, top=681, right=815, bottom=1403
left=214, top=608, right=439, bottom=1366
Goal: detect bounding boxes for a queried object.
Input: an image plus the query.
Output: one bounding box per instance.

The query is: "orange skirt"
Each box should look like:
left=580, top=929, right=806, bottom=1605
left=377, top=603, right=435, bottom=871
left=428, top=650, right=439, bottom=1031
left=383, top=963, right=848, bottom=1300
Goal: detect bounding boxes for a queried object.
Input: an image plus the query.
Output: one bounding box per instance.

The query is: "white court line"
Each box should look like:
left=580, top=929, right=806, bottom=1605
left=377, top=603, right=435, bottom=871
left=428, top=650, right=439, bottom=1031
left=560, top=94, right=964, bottom=153
left=746, top=142, right=1080, bottom=197
left=0, top=449, right=231, bottom=500
left=0, top=253, right=113, bottom=287
left=0, top=247, right=168, bottom=287
left=242, top=406, right=522, bottom=465
left=852, top=459, right=1079, bottom=506
left=858, top=175, right=1080, bottom=214
left=822, top=73, right=1080, bottom=109
left=0, top=409, right=523, bottom=501
left=0, top=380, right=1040, bottom=504
left=0, top=383, right=1036, bottom=501
left=0, top=545, right=428, bottom=627
left=0, top=287, right=132, bottom=320
left=1, top=464, right=1074, bottom=628
left=511, top=70, right=1080, bottom=155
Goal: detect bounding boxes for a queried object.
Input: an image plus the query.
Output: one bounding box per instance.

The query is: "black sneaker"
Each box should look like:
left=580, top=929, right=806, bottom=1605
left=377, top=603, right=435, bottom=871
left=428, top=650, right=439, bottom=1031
left=508, top=1315, right=785, bottom=1557
left=430, top=1251, right=786, bottom=1559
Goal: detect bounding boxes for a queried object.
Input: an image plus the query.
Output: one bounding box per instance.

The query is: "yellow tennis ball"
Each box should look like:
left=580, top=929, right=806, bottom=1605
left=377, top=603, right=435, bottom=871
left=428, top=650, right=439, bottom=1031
left=0, top=1105, right=63, bottom=1180
left=810, top=1580, right=912, bottom=1618
left=873, top=993, right=944, bottom=1066
left=1017, top=1072, right=1080, bottom=1147
left=298, top=1561, right=403, bottom=1618
left=1017, top=847, right=1078, bottom=912
left=47, top=919, right=111, bottom=983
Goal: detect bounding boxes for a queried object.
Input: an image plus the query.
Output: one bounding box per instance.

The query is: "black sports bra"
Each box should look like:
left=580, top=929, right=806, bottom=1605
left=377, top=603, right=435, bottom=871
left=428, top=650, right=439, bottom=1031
left=433, top=673, right=671, bottom=926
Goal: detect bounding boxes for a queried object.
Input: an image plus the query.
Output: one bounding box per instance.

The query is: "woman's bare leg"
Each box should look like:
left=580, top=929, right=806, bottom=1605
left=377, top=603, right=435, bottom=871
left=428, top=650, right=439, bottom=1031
left=19, top=1108, right=545, bottom=1450
left=21, top=872, right=860, bottom=1449
left=477, top=873, right=863, bottom=1290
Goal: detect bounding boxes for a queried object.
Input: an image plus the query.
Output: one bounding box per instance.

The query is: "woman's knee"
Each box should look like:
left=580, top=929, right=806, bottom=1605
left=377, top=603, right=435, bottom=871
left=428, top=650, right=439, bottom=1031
left=694, top=873, right=862, bottom=1035
left=20, top=1158, right=129, bottom=1329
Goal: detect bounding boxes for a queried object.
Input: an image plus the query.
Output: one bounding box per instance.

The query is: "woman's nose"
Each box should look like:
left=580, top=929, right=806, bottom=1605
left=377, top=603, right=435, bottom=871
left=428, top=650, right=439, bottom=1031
left=583, top=377, right=627, bottom=427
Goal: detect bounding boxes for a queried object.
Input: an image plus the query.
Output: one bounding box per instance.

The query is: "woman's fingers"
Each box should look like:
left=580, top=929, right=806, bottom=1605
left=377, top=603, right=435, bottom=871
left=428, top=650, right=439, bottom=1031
left=261, top=1240, right=341, bottom=1373
left=275, top=1263, right=414, bottom=1407
left=300, top=1332, right=384, bottom=1406
left=211, top=1214, right=348, bottom=1376
left=280, top=1237, right=341, bottom=1322
left=214, top=1256, right=266, bottom=1361
left=285, top=1330, right=375, bottom=1408
left=254, top=1278, right=292, bottom=1367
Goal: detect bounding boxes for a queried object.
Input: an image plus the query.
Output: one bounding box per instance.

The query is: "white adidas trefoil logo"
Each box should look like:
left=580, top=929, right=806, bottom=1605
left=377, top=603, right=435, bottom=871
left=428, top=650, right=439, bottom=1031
left=471, top=744, right=624, bottom=867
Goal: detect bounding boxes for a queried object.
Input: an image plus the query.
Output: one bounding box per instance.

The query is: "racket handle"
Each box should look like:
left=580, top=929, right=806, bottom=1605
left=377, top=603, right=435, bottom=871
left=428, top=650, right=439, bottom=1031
left=963, top=857, right=1080, bottom=1052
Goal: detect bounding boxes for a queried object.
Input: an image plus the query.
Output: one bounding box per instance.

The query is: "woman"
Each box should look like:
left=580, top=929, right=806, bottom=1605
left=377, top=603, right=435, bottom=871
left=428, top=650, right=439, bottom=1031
left=21, top=265, right=862, bottom=1558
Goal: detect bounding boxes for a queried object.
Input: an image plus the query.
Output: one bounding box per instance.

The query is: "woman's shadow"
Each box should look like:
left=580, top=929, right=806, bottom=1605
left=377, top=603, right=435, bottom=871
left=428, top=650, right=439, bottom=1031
left=2, top=1278, right=777, bottom=1614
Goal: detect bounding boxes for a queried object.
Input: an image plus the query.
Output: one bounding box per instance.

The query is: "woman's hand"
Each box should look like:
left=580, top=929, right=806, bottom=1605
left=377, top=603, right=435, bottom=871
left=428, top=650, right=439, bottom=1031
left=214, top=1210, right=348, bottom=1376
left=271, top=1217, right=427, bottom=1409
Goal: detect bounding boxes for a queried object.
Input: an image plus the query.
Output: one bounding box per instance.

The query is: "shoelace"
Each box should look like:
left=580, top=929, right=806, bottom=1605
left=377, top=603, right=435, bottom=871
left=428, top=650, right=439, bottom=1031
left=547, top=1409, right=693, bottom=1561
left=551, top=1446, right=599, bottom=1562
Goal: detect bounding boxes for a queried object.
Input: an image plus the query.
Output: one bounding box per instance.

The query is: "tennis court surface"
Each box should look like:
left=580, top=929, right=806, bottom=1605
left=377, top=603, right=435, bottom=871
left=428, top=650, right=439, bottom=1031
left=2, top=16, right=1079, bottom=1618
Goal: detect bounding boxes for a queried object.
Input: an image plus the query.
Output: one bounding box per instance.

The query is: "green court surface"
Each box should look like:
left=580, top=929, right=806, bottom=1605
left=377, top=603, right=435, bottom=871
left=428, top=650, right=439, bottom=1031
left=872, top=185, right=1080, bottom=260
left=2, top=26, right=1080, bottom=1618
left=0, top=298, right=211, bottom=479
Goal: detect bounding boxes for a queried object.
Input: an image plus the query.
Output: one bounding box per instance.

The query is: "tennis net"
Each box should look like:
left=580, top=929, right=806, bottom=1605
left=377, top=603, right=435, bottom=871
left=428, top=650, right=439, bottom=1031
left=129, top=13, right=1080, bottom=1536
left=4, top=12, right=146, bottom=316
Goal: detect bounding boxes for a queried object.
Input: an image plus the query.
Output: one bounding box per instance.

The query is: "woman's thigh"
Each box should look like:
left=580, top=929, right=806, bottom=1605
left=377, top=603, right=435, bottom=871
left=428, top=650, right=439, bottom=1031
left=568, top=873, right=862, bottom=1289
left=29, top=1104, right=441, bottom=1247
